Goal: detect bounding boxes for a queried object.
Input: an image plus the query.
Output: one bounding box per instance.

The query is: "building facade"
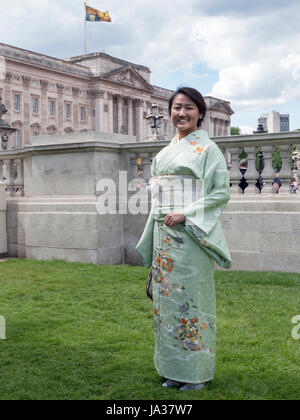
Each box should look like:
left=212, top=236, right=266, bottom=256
left=0, top=43, right=234, bottom=149
left=258, top=111, right=290, bottom=133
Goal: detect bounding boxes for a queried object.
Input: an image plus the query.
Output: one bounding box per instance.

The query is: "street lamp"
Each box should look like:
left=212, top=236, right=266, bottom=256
left=146, top=103, right=164, bottom=140
left=0, top=97, right=16, bottom=150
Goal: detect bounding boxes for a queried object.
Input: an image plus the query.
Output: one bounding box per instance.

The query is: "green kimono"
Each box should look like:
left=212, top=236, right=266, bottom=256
left=136, top=129, right=231, bottom=384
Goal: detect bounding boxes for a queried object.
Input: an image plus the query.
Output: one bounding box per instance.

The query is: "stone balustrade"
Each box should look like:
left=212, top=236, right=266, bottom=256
left=0, top=130, right=299, bottom=198
left=0, top=130, right=299, bottom=272
left=214, top=131, right=300, bottom=195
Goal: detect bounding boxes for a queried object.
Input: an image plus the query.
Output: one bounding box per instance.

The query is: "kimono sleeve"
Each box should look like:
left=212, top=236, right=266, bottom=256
left=182, top=144, right=230, bottom=236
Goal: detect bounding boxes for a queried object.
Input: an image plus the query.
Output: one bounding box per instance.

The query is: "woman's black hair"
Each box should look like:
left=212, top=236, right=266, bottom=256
left=168, top=87, right=207, bottom=127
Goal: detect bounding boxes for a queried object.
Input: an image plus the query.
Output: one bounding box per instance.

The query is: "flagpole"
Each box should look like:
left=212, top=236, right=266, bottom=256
left=84, top=2, right=87, bottom=55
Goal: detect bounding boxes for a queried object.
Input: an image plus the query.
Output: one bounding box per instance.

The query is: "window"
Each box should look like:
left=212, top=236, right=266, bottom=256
left=65, top=103, right=71, bottom=120
left=32, top=97, right=39, bottom=115
left=80, top=107, right=86, bottom=121
left=14, top=131, right=21, bottom=149
left=13, top=94, right=21, bottom=112
left=49, top=100, right=55, bottom=117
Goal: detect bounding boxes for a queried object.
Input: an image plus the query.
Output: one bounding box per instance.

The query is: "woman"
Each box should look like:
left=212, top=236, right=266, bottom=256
left=136, top=87, right=231, bottom=391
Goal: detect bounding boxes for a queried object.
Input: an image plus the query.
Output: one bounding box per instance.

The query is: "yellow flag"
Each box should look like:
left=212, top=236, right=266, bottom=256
left=86, top=5, right=112, bottom=22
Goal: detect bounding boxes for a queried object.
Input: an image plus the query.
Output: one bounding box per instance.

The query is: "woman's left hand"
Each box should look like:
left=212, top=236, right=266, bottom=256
left=164, top=212, right=186, bottom=227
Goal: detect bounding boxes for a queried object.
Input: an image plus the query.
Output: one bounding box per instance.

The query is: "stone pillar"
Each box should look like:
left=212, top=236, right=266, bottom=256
left=72, top=87, right=80, bottom=132
left=93, top=90, right=105, bottom=132
left=4, top=72, right=12, bottom=124
left=22, top=76, right=31, bottom=145
left=40, top=80, right=48, bottom=135
left=260, top=145, right=274, bottom=194
left=135, top=99, right=144, bottom=142
left=128, top=97, right=133, bottom=136
left=108, top=93, right=114, bottom=134
left=56, top=83, right=64, bottom=134
left=87, top=89, right=95, bottom=131
left=0, top=180, right=7, bottom=256
left=225, top=120, right=231, bottom=136
left=118, top=95, right=123, bottom=133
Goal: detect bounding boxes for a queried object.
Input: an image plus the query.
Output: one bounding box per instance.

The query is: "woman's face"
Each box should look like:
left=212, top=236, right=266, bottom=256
left=171, top=93, right=203, bottom=138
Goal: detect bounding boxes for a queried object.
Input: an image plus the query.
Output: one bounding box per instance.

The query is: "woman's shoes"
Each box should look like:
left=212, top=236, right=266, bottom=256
left=162, top=379, right=208, bottom=391
left=179, top=382, right=207, bottom=391
left=162, top=379, right=182, bottom=388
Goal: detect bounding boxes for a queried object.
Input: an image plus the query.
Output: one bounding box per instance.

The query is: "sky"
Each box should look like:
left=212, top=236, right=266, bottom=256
left=1, top=0, right=300, bottom=133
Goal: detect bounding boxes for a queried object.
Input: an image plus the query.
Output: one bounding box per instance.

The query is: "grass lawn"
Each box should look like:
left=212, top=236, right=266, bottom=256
left=0, top=259, right=299, bottom=400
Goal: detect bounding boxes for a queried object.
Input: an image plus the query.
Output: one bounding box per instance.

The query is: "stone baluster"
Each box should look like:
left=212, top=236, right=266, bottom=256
left=228, top=147, right=243, bottom=194
left=243, top=146, right=260, bottom=194
left=260, top=145, right=274, bottom=194
left=2, top=160, right=13, bottom=195
left=14, top=159, right=25, bottom=196
left=278, top=144, right=293, bottom=194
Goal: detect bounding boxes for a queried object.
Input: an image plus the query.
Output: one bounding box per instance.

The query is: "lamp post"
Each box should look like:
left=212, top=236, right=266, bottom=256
left=0, top=97, right=16, bottom=150
left=146, top=103, right=164, bottom=140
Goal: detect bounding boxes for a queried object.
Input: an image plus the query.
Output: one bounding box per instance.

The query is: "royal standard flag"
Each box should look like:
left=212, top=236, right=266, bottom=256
left=86, top=5, right=111, bottom=22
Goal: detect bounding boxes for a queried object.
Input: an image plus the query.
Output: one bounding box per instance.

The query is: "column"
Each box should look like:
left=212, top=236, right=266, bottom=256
left=260, top=145, right=274, bottom=194
left=87, top=89, right=95, bottom=131
left=40, top=80, right=48, bottom=135
left=56, top=83, right=64, bottom=134
left=92, top=89, right=104, bottom=132
left=128, top=97, right=133, bottom=136
left=4, top=72, right=12, bottom=124
left=118, top=95, right=123, bottom=133
left=22, top=76, right=31, bottom=145
left=225, top=120, right=231, bottom=136
left=135, top=99, right=144, bottom=142
left=72, top=87, right=80, bottom=132
left=108, top=93, right=114, bottom=134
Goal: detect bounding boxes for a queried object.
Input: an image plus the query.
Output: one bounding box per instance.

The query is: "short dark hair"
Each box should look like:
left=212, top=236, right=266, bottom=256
left=169, top=87, right=207, bottom=127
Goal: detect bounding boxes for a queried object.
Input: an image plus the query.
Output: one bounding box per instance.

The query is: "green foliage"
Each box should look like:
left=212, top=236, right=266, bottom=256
left=0, top=259, right=299, bottom=400
left=231, top=127, right=241, bottom=136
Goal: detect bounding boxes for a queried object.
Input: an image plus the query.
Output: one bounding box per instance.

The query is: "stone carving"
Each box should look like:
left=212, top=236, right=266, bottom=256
left=119, top=70, right=134, bottom=86
left=0, top=97, right=7, bottom=121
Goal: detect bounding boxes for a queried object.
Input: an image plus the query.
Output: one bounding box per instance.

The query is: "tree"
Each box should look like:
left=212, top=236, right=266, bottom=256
left=231, top=127, right=241, bottom=136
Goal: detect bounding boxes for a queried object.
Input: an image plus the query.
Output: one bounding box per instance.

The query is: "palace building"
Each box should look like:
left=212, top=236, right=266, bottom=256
left=0, top=43, right=234, bottom=148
